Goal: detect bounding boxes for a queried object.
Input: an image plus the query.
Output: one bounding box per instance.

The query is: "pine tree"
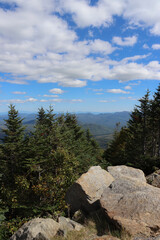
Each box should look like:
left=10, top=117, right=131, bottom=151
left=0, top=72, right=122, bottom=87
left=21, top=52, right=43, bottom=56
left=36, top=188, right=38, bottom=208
left=153, top=85, right=160, bottom=157
left=0, top=104, right=26, bottom=218
left=104, top=90, right=155, bottom=173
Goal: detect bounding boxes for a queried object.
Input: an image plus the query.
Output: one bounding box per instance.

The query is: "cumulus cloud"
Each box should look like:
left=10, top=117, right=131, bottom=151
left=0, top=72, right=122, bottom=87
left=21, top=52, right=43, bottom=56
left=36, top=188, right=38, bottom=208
left=89, top=39, right=116, bottom=55
left=107, top=89, right=130, bottom=94
left=49, top=88, right=64, bottom=94
left=112, top=36, right=137, bottom=46
left=0, top=0, right=160, bottom=91
left=58, top=0, right=160, bottom=35
left=122, top=0, right=160, bottom=35
left=152, top=44, right=160, bottom=50
left=59, top=0, right=124, bottom=28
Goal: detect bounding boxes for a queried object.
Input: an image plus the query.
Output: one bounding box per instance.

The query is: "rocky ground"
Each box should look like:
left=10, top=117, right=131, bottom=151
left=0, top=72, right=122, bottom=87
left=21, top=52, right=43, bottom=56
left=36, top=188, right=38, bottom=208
left=10, top=165, right=160, bottom=240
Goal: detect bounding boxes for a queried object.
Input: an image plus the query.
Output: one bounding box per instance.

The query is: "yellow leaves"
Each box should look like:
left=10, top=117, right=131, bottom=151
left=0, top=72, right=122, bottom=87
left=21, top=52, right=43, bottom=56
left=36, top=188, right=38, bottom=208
left=15, top=175, right=30, bottom=190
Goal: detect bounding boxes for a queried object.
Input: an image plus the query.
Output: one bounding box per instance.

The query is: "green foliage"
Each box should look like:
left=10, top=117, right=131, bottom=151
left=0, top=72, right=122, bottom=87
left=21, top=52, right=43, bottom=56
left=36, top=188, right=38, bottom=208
left=104, top=85, right=160, bottom=174
left=0, top=104, right=102, bottom=232
left=0, top=217, right=31, bottom=240
left=0, top=104, right=27, bottom=219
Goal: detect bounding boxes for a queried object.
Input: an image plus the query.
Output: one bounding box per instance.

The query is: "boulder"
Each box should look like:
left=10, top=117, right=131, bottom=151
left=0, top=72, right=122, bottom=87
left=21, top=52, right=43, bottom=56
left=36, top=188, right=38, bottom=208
left=58, top=216, right=84, bottom=236
left=100, top=177, right=160, bottom=236
left=10, top=218, right=60, bottom=240
left=146, top=169, right=160, bottom=188
left=66, top=166, right=114, bottom=214
left=107, top=165, right=146, bottom=183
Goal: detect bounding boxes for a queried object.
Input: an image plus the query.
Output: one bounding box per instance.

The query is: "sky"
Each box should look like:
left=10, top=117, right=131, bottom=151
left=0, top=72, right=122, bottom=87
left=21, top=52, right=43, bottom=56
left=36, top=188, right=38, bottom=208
left=0, top=0, right=160, bottom=113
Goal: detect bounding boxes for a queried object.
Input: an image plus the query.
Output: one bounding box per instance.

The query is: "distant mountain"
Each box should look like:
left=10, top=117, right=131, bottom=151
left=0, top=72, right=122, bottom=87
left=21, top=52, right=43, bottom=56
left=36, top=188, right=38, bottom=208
left=76, top=111, right=130, bottom=128
left=0, top=111, right=130, bottom=148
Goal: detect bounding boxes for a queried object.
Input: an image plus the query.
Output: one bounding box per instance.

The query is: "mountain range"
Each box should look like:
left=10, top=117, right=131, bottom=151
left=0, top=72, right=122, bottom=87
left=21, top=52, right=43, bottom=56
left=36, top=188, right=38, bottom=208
left=0, top=111, right=130, bottom=148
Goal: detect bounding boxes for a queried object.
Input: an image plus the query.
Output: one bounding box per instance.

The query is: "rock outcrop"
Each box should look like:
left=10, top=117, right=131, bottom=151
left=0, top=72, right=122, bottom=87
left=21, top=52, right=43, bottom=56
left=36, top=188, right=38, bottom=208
left=66, top=166, right=114, bottom=214
left=58, top=216, right=84, bottom=236
left=10, top=217, right=84, bottom=240
left=11, top=165, right=160, bottom=239
left=100, top=178, right=160, bottom=236
left=146, top=169, right=160, bottom=188
left=10, top=218, right=60, bottom=240
left=107, top=165, right=146, bottom=183
left=66, top=165, right=160, bottom=237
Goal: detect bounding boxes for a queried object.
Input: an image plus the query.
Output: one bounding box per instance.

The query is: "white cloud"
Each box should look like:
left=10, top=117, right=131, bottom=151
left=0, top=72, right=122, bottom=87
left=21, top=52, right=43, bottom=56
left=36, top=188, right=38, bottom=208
left=121, top=54, right=149, bottom=63
left=12, top=91, right=26, bottom=94
left=90, top=39, right=116, bottom=55
left=122, top=0, right=160, bottom=35
left=112, top=36, right=137, bottom=46
left=0, top=97, right=37, bottom=104
left=107, top=89, right=130, bottom=94
left=58, top=0, right=160, bottom=36
left=124, top=86, right=132, bottom=90
left=49, top=88, right=64, bottom=94
left=143, top=44, right=149, bottom=49
left=59, top=0, right=124, bottom=28
left=88, top=30, right=93, bottom=37
left=43, top=94, right=59, bottom=98
left=99, top=99, right=116, bottom=103
left=40, top=99, right=48, bottom=102
left=26, top=98, right=37, bottom=102
left=152, top=44, right=160, bottom=50
left=99, top=100, right=109, bottom=103
left=71, top=99, right=83, bottom=102
left=59, top=79, right=87, bottom=87
left=120, top=96, right=137, bottom=100
left=1, top=0, right=160, bottom=90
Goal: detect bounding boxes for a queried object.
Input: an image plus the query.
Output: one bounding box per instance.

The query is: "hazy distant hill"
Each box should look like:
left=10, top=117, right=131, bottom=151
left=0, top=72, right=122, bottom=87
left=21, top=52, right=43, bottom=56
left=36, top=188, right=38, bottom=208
left=0, top=111, right=130, bottom=148
left=76, top=111, right=130, bottom=128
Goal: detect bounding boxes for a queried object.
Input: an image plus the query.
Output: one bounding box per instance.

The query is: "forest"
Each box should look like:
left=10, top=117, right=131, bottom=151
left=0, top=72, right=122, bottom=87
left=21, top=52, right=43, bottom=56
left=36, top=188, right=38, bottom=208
left=1, top=85, right=160, bottom=239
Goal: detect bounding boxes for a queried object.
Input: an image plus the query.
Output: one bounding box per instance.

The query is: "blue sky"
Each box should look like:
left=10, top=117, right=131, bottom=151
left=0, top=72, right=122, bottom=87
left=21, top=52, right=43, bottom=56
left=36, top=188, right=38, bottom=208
left=0, top=0, right=160, bottom=113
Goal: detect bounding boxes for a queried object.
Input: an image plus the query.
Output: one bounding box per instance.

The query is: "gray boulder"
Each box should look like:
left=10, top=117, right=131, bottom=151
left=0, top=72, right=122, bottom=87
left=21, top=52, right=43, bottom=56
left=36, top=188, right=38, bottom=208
left=10, top=218, right=60, bottom=240
left=107, top=165, right=146, bottom=183
left=146, top=169, right=160, bottom=188
left=58, top=216, right=84, bottom=236
left=100, top=177, right=160, bottom=236
left=66, top=166, right=114, bottom=214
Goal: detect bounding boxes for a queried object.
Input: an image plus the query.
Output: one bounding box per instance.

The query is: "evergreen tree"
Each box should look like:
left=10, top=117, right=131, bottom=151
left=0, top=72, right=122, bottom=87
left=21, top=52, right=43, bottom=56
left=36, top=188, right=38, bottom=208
left=0, top=104, right=26, bottom=218
left=153, top=85, right=160, bottom=157
left=104, top=90, right=156, bottom=173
